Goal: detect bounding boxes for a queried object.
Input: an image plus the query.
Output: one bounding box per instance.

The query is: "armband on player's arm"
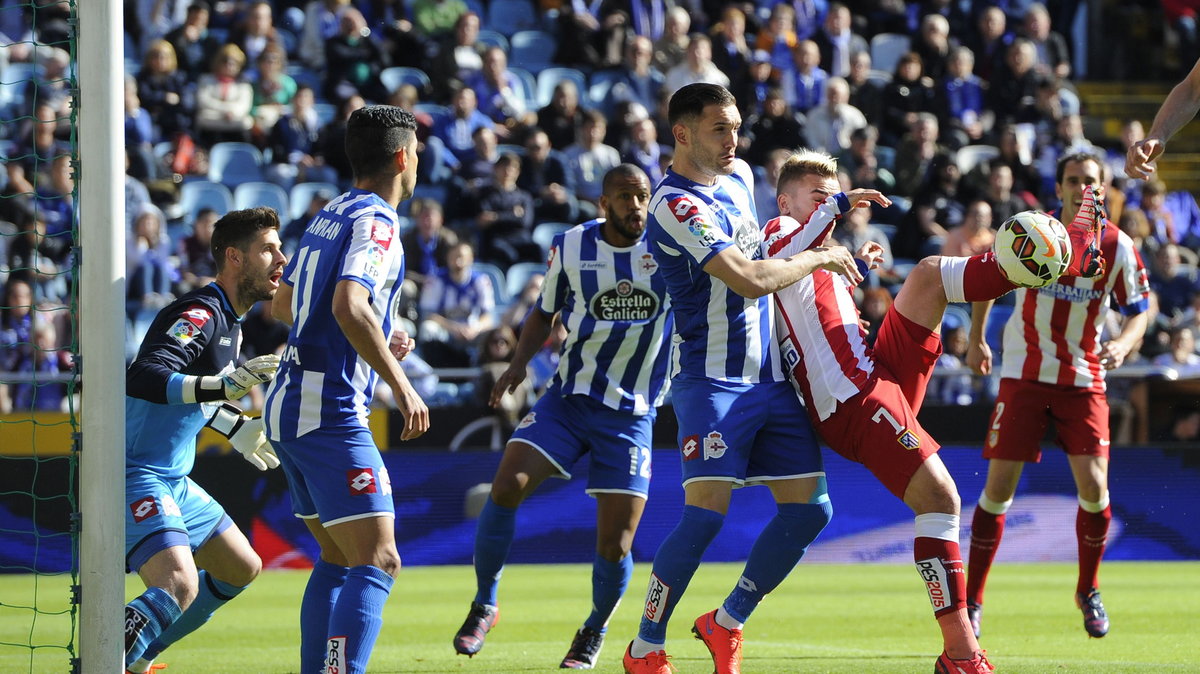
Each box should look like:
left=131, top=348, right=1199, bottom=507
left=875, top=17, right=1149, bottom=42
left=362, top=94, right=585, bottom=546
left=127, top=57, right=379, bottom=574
left=170, top=354, right=281, bottom=403
left=205, top=402, right=280, bottom=471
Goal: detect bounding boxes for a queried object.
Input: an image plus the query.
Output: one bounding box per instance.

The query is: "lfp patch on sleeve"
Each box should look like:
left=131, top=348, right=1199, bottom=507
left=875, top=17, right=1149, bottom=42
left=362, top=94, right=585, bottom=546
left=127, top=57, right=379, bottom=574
left=167, top=317, right=202, bottom=345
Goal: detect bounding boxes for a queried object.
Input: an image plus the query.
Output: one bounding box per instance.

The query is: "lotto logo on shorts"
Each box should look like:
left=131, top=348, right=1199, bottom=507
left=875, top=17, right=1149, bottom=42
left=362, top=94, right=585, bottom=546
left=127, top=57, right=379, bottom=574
left=702, top=432, right=727, bottom=460
left=326, top=635, right=347, bottom=674
left=159, top=493, right=182, bottom=518
left=681, top=434, right=699, bottom=461
left=916, top=558, right=949, bottom=610
left=347, top=468, right=377, bottom=495
left=897, top=429, right=921, bottom=450
left=643, top=573, right=670, bottom=623
left=129, top=496, right=158, bottom=523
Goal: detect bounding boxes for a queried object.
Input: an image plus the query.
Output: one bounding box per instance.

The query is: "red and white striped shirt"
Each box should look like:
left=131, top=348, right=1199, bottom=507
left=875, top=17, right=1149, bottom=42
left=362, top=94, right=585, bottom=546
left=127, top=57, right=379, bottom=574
left=764, top=194, right=873, bottom=421
left=999, top=222, right=1150, bottom=392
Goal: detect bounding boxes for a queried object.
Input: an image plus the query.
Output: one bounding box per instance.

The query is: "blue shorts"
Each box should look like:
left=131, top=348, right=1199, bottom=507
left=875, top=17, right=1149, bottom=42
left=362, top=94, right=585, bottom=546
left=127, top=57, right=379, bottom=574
left=271, top=426, right=394, bottom=526
left=670, top=378, right=823, bottom=486
left=125, top=470, right=232, bottom=573
left=510, top=389, right=655, bottom=497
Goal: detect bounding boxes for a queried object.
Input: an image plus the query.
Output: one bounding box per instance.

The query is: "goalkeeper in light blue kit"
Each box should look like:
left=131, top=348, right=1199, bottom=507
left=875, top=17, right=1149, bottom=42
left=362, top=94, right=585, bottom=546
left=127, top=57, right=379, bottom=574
left=123, top=207, right=287, bottom=673
left=263, top=105, right=431, bottom=674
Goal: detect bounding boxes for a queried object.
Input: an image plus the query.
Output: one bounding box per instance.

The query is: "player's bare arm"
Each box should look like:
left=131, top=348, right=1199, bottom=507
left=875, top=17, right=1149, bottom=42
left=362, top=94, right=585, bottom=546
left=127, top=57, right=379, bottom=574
left=272, top=283, right=294, bottom=327
left=704, top=244, right=861, bottom=298
left=1099, top=310, right=1149, bottom=369
left=488, top=308, right=554, bottom=408
left=1125, top=57, right=1200, bottom=178
left=333, top=279, right=430, bottom=439
left=966, top=300, right=994, bottom=375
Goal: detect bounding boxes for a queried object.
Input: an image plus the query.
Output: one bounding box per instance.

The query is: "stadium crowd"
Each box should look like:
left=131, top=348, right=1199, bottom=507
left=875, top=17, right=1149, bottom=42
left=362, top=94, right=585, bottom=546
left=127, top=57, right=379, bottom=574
left=1, top=0, right=1198, bottom=440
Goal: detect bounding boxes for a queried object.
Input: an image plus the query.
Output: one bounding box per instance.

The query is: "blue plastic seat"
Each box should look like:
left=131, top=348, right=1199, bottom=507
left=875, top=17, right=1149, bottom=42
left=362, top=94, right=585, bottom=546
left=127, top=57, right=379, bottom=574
left=289, top=181, right=340, bottom=221
left=486, top=0, right=539, bottom=36
left=535, top=67, right=587, bottom=108
left=233, top=181, right=290, bottom=219
left=509, top=30, right=557, bottom=74
left=380, top=66, right=432, bottom=94
left=178, top=180, right=235, bottom=222
left=207, top=142, right=265, bottom=187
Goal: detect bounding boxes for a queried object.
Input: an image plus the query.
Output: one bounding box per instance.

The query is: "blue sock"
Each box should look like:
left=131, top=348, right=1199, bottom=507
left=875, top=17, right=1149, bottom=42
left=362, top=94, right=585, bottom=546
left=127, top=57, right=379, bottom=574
left=134, top=571, right=246, bottom=663
left=124, top=587, right=181, bottom=668
left=721, top=501, right=833, bottom=623
left=325, top=564, right=394, bottom=674
left=637, top=505, right=725, bottom=644
left=584, top=553, right=632, bottom=632
left=473, top=498, right=517, bottom=606
left=301, top=559, right=349, bottom=674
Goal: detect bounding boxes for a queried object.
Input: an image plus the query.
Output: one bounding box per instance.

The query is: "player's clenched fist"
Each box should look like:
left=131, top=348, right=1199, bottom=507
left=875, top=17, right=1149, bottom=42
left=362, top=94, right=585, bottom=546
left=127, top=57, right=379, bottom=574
left=221, top=354, right=280, bottom=399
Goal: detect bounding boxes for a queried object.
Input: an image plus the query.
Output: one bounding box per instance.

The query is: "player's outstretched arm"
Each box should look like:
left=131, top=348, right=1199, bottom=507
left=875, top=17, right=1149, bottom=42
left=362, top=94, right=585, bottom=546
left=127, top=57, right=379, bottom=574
left=488, top=308, right=554, bottom=409
left=966, top=300, right=994, bottom=375
left=333, top=280, right=430, bottom=440
left=705, top=244, right=862, bottom=298
left=1126, top=57, right=1200, bottom=178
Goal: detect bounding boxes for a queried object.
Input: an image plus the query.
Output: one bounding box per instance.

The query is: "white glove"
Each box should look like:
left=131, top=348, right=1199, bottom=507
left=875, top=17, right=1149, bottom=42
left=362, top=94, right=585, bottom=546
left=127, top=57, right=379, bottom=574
left=207, top=403, right=280, bottom=471
left=220, top=354, right=280, bottom=400
left=229, top=416, right=280, bottom=471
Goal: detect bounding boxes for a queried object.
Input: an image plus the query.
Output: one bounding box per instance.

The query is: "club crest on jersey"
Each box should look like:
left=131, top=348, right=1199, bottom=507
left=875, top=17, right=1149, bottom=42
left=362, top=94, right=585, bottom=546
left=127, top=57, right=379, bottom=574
left=182, top=306, right=211, bottom=327
left=347, top=468, right=377, bottom=495
left=644, top=573, right=670, bottom=623
left=681, top=434, right=699, bottom=461
left=637, top=253, right=658, bottom=277
left=988, top=430, right=999, bottom=448
left=517, top=411, right=536, bottom=429
left=590, top=280, right=658, bottom=322
left=703, top=431, right=727, bottom=460
left=897, top=429, right=921, bottom=450
left=167, top=318, right=201, bottom=345
left=370, top=220, right=393, bottom=249
left=130, top=496, right=159, bottom=523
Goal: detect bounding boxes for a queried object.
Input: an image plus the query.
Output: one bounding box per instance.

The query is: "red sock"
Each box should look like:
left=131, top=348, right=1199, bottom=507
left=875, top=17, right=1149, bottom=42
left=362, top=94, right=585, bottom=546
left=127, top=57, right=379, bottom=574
left=914, top=537, right=966, bottom=618
left=963, top=252, right=1018, bottom=301
left=967, top=506, right=1005, bottom=606
left=1076, top=505, right=1111, bottom=593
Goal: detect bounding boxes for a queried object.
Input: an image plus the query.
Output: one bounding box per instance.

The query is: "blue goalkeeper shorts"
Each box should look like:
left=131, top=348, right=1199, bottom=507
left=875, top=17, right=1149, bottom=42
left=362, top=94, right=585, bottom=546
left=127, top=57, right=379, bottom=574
left=271, top=425, right=394, bottom=526
left=669, top=377, right=823, bottom=486
left=509, top=386, right=655, bottom=498
left=125, top=470, right=232, bottom=573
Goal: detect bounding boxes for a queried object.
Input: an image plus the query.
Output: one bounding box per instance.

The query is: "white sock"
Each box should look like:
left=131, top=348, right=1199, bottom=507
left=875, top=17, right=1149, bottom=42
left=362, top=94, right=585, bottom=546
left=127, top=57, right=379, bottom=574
left=939, top=256, right=970, bottom=303
left=715, top=606, right=744, bottom=631
left=1078, top=491, right=1110, bottom=513
left=630, top=636, right=663, bottom=658
left=977, top=491, right=1013, bottom=515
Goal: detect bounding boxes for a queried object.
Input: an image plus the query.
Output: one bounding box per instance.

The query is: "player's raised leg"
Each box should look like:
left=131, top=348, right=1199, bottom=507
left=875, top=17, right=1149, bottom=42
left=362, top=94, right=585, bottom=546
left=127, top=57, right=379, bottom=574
left=128, top=525, right=261, bottom=672
left=892, top=253, right=1017, bottom=337
left=455, top=441, right=558, bottom=656
left=322, top=515, right=402, bottom=674
left=1068, top=453, right=1111, bottom=637
left=561, top=492, right=645, bottom=669
left=966, top=458, right=1023, bottom=638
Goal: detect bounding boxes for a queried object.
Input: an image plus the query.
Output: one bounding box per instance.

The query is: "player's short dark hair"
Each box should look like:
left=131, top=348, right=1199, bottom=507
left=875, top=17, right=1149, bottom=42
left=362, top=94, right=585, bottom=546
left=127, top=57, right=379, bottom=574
left=602, top=163, right=650, bottom=194
left=1055, top=150, right=1104, bottom=185
left=668, top=83, right=736, bottom=127
left=345, top=105, right=417, bottom=181
left=211, top=206, right=280, bottom=272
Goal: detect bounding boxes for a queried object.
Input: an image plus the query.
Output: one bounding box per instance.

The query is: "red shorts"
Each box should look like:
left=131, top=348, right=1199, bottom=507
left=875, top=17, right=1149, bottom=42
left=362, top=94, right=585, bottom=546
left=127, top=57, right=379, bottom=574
left=983, top=378, right=1111, bottom=462
left=816, top=310, right=943, bottom=499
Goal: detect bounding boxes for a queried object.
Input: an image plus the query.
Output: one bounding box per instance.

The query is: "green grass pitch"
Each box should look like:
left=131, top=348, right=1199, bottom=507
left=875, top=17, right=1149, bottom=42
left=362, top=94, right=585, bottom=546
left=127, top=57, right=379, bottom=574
left=2, top=561, right=1197, bottom=672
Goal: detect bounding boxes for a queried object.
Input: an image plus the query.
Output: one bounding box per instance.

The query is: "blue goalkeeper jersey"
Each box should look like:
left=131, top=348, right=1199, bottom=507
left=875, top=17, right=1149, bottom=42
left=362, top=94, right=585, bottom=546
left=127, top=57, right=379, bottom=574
left=126, top=283, right=243, bottom=479
left=646, top=159, right=784, bottom=383
left=539, top=219, right=673, bottom=415
left=264, top=188, right=405, bottom=441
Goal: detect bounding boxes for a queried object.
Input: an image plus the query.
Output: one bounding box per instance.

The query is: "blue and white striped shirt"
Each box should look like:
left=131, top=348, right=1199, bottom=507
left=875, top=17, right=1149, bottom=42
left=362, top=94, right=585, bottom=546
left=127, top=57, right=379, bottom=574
left=540, top=220, right=673, bottom=415
left=647, top=159, right=783, bottom=383
left=264, top=189, right=405, bottom=441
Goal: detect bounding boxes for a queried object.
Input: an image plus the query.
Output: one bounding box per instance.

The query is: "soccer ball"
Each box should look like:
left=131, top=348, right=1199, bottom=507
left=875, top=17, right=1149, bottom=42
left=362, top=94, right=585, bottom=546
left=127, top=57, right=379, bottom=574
left=994, top=210, right=1071, bottom=288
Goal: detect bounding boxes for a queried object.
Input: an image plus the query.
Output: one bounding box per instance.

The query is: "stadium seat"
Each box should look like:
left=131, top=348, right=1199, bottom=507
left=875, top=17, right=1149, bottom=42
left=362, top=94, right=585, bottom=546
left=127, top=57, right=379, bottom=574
left=289, top=181, right=339, bottom=221
left=532, top=221, right=573, bottom=253
left=234, top=181, right=290, bottom=218
left=313, top=102, right=338, bottom=127
left=984, top=303, right=1014, bottom=365
left=380, top=66, right=432, bottom=95
left=495, top=143, right=526, bottom=157
left=505, top=261, right=546, bottom=299
left=866, top=69, right=892, bottom=86
left=473, top=261, right=510, bottom=306
left=476, top=29, right=509, bottom=52
left=207, top=142, right=265, bottom=187
left=507, top=67, right=538, bottom=109
left=399, top=183, right=449, bottom=218
left=486, top=0, right=539, bottom=36
left=286, top=64, right=323, bottom=94
left=942, top=304, right=971, bottom=333
left=869, top=33, right=911, bottom=75
left=414, top=102, right=450, bottom=121
left=956, top=144, right=1001, bottom=175
left=535, top=67, right=587, bottom=108
left=178, top=180, right=235, bottom=222
left=509, top=30, right=557, bottom=74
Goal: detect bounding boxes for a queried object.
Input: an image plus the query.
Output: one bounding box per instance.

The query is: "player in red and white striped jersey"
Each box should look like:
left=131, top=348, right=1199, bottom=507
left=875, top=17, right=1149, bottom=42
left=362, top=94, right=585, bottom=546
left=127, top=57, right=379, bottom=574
left=965, top=152, right=1151, bottom=641
left=764, top=149, right=1055, bottom=674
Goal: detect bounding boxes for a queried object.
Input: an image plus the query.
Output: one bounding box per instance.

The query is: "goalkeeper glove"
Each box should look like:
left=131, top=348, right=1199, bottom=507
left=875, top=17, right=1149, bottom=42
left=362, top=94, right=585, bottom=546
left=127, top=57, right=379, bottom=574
left=206, top=402, right=280, bottom=471
left=181, top=354, right=281, bottom=403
